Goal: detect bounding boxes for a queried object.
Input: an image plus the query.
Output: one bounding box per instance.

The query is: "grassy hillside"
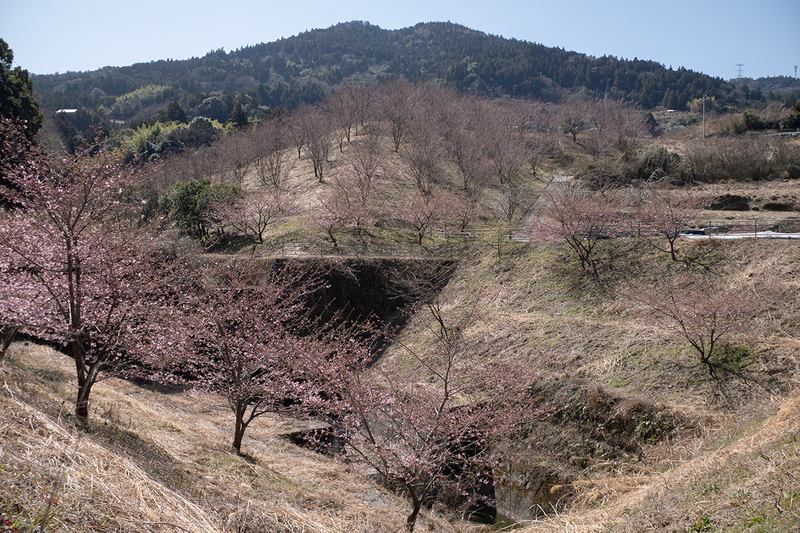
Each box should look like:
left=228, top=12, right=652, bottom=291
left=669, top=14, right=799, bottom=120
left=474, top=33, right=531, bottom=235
left=3, top=229, right=800, bottom=531
left=3, top=111, right=800, bottom=531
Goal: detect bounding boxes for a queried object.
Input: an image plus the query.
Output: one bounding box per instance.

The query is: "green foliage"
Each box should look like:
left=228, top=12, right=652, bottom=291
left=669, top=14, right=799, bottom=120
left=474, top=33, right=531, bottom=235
left=117, top=117, right=225, bottom=163
left=196, top=96, right=231, bottom=122
left=687, top=514, right=714, bottom=532
left=786, top=101, right=800, bottom=129
left=151, top=101, right=188, bottom=125
left=741, top=110, right=767, bottom=131
left=29, top=21, right=755, bottom=121
left=159, top=178, right=242, bottom=241
left=687, top=96, right=716, bottom=113
left=108, top=85, right=177, bottom=118
left=227, top=100, right=249, bottom=129
left=120, top=121, right=184, bottom=163
left=0, top=39, right=43, bottom=139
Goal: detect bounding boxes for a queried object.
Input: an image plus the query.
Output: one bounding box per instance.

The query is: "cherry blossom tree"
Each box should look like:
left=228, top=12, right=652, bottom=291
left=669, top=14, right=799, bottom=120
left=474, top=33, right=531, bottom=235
left=208, top=188, right=294, bottom=246
left=629, top=179, right=701, bottom=261
left=481, top=101, right=532, bottom=186
left=292, top=272, right=549, bottom=532
left=326, top=81, right=374, bottom=149
left=400, top=119, right=445, bottom=197
left=290, top=104, right=335, bottom=182
left=438, top=95, right=490, bottom=200
left=555, top=98, right=590, bottom=144
left=0, top=120, right=161, bottom=420
left=315, top=133, right=384, bottom=243
left=631, top=270, right=759, bottom=378
left=378, top=79, right=417, bottom=152
left=315, top=190, right=353, bottom=247
left=392, top=190, right=450, bottom=245
left=218, top=128, right=258, bottom=187
left=537, top=180, right=619, bottom=279
left=252, top=117, right=294, bottom=190
left=176, top=259, right=319, bottom=453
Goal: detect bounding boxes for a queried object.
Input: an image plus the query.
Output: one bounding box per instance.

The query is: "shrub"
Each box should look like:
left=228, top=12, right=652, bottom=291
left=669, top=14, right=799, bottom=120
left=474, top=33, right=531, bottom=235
left=159, top=178, right=242, bottom=242
left=625, top=145, right=683, bottom=181
left=769, top=138, right=800, bottom=179
left=683, top=138, right=772, bottom=182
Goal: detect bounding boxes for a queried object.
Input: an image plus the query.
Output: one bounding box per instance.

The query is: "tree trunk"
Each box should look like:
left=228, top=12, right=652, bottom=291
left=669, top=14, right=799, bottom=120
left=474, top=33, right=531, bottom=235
left=403, top=483, right=421, bottom=532
left=233, top=403, right=247, bottom=453
left=0, top=326, right=17, bottom=361
left=71, top=340, right=92, bottom=420
left=75, top=366, right=93, bottom=420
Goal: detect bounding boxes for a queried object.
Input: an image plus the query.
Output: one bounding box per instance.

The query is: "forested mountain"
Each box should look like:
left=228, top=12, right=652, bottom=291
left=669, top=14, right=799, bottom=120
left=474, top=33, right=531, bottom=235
left=30, top=21, right=799, bottom=127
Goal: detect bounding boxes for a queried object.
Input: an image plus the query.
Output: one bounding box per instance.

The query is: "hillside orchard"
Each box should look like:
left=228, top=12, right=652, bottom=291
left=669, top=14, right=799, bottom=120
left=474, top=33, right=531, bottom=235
left=2, top=76, right=800, bottom=530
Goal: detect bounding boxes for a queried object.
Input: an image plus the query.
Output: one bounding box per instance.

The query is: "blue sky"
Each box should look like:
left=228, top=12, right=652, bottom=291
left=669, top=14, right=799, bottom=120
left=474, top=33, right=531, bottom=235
left=2, top=0, right=798, bottom=81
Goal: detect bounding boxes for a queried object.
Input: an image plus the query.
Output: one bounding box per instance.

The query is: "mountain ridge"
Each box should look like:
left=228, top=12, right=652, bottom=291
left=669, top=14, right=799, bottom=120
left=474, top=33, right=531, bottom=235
left=31, top=21, right=746, bottom=113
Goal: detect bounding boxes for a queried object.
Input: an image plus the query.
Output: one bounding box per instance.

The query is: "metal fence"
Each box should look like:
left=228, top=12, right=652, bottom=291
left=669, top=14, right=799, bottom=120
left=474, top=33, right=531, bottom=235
left=689, top=218, right=800, bottom=235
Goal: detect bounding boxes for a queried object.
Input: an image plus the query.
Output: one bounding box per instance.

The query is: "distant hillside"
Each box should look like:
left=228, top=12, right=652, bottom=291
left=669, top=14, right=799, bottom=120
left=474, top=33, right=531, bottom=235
left=32, top=21, right=766, bottom=119
left=30, top=21, right=800, bottom=134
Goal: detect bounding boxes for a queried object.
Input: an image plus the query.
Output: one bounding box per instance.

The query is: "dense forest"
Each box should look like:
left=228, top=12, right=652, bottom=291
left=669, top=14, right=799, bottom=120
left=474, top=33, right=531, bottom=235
left=31, top=21, right=800, bottom=130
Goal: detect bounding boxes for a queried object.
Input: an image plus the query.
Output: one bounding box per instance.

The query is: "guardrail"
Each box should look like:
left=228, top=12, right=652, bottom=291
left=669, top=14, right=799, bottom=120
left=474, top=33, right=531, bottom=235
left=689, top=218, right=800, bottom=235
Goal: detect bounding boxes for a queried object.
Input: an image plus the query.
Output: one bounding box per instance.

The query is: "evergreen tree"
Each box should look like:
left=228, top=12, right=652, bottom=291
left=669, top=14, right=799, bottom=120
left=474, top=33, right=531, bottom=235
left=0, top=39, right=43, bottom=140
left=227, top=100, right=249, bottom=129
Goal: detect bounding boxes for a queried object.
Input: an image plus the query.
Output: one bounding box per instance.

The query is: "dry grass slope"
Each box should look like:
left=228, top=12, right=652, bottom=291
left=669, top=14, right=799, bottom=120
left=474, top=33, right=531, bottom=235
left=0, top=344, right=488, bottom=532
left=3, top=117, right=800, bottom=532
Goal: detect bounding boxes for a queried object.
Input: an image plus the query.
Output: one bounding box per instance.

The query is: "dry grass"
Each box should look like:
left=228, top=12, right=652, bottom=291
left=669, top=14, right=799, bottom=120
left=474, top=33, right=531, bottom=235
left=5, top=123, right=800, bottom=532
left=411, top=230, right=800, bottom=532
left=1, top=343, right=486, bottom=533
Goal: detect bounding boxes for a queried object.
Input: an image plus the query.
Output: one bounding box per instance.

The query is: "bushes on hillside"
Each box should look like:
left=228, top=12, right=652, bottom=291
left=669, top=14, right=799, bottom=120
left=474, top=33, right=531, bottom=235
left=159, top=178, right=242, bottom=242
left=684, top=137, right=800, bottom=182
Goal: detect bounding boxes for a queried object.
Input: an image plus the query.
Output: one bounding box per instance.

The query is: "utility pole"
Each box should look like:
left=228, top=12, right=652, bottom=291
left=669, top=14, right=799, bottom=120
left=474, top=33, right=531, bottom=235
left=702, top=95, right=707, bottom=140
left=735, top=63, right=745, bottom=79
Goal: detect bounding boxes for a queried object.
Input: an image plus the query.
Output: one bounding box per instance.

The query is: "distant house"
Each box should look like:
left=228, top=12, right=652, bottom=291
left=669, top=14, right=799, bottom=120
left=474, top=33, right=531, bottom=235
left=55, top=109, right=78, bottom=114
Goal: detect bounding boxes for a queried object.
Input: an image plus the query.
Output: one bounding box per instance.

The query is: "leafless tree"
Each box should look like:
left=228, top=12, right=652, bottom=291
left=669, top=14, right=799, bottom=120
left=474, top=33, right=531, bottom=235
left=392, top=189, right=451, bottom=245
left=326, top=80, right=375, bottom=149
left=481, top=101, right=532, bottom=186
left=629, top=179, right=702, bottom=261
left=555, top=98, right=591, bottom=144
left=290, top=104, right=335, bottom=182
left=436, top=94, right=491, bottom=201
left=588, top=100, right=649, bottom=156
left=218, top=129, right=258, bottom=187
left=400, top=120, right=444, bottom=197
left=378, top=79, right=417, bottom=151
left=209, top=188, right=294, bottom=245
left=326, top=134, right=384, bottom=236
left=252, top=118, right=294, bottom=190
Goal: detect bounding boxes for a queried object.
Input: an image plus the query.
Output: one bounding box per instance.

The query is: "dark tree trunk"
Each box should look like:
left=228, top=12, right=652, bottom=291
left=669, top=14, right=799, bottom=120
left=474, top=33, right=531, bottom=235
left=233, top=404, right=246, bottom=453
left=403, top=482, right=422, bottom=532
left=0, top=326, right=17, bottom=361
